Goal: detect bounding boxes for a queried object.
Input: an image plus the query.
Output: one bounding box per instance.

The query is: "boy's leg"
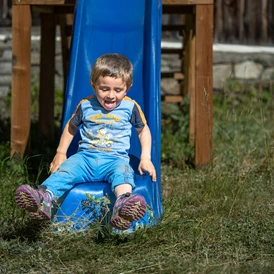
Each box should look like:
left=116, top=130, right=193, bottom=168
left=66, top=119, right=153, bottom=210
left=15, top=151, right=97, bottom=220
left=103, top=159, right=146, bottom=230
left=42, top=151, right=97, bottom=198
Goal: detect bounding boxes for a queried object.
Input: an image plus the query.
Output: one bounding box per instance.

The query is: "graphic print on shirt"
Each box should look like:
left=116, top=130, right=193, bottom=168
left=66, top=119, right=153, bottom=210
left=87, top=113, right=124, bottom=152
left=89, top=126, right=114, bottom=148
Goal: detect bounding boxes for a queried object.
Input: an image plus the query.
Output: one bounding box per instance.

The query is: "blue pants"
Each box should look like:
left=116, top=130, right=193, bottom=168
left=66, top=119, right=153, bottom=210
left=41, top=150, right=135, bottom=200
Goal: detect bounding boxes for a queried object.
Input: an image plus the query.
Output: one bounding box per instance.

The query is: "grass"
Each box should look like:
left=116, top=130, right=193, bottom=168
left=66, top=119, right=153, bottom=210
left=0, top=85, right=274, bottom=273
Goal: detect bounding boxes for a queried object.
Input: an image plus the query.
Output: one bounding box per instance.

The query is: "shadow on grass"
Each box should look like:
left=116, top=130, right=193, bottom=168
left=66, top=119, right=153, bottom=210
left=0, top=218, right=50, bottom=242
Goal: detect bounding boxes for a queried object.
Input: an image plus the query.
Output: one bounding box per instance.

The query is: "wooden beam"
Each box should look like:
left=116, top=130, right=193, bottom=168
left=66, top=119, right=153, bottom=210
left=163, top=5, right=193, bottom=14
left=162, top=95, right=183, bottom=103
left=39, top=13, right=56, bottom=142
left=32, top=5, right=74, bottom=14
left=161, top=71, right=184, bottom=80
left=162, top=48, right=183, bottom=55
left=162, top=24, right=185, bottom=32
left=11, top=5, right=31, bottom=157
left=13, top=0, right=213, bottom=5
left=195, top=4, right=213, bottom=167
left=12, top=0, right=74, bottom=5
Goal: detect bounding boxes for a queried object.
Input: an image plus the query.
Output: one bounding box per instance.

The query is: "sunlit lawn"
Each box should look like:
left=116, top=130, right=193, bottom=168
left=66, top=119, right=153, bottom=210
left=0, top=86, right=274, bottom=273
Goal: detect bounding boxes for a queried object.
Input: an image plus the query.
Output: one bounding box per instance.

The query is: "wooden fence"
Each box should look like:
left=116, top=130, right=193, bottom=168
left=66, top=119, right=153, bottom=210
left=214, top=0, right=274, bottom=45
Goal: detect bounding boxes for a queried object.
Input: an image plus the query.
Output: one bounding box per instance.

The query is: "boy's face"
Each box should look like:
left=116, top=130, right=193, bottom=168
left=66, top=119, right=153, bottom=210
left=92, top=76, right=128, bottom=111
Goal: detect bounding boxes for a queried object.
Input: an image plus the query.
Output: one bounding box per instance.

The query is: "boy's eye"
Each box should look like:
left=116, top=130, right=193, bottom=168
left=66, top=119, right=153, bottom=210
left=99, top=86, right=124, bottom=93
left=100, top=87, right=109, bottom=91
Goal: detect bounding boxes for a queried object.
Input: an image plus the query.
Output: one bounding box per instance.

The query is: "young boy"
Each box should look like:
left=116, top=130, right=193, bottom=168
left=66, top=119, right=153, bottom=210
left=15, top=53, right=156, bottom=230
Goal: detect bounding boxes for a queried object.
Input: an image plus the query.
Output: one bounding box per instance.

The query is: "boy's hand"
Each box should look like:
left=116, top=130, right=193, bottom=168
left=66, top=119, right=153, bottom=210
left=50, top=152, right=67, bottom=173
left=138, top=159, right=157, bottom=182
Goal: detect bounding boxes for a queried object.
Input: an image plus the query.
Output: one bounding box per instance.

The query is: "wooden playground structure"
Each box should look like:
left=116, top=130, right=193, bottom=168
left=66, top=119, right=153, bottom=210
left=11, top=0, right=213, bottom=167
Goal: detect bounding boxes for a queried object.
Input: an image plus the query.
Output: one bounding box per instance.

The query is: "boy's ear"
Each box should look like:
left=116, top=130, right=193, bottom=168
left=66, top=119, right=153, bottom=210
left=90, top=81, right=95, bottom=90
left=124, top=87, right=130, bottom=96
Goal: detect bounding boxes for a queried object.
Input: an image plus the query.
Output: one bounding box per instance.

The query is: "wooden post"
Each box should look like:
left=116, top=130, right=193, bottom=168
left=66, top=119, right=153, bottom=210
left=59, top=13, right=74, bottom=91
left=11, top=5, right=31, bottom=157
left=184, top=13, right=196, bottom=147
left=39, top=13, right=56, bottom=141
left=195, top=4, right=213, bottom=167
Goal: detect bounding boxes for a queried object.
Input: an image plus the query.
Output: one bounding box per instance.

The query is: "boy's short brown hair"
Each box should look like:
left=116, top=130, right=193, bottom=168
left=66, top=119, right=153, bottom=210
left=90, top=53, right=133, bottom=89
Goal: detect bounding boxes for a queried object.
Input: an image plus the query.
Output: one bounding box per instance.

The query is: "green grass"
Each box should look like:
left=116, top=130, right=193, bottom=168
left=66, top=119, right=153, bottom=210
left=0, top=87, right=274, bottom=273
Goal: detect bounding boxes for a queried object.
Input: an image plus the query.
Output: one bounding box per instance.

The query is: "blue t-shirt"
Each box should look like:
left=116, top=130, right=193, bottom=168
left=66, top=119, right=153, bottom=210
left=70, top=95, right=146, bottom=160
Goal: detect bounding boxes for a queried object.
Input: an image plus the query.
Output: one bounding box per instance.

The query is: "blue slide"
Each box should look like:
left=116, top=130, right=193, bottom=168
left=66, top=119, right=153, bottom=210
left=54, top=0, right=162, bottom=232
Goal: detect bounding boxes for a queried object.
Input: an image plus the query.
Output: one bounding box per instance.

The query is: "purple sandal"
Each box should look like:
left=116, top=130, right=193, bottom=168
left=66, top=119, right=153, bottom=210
left=110, top=192, right=146, bottom=230
left=15, top=185, right=52, bottom=221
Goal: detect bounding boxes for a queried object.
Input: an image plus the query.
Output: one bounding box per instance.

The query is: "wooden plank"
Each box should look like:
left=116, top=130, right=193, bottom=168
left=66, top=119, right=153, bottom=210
left=12, top=0, right=74, bottom=5
left=261, top=0, right=268, bottom=41
left=183, top=14, right=196, bottom=146
left=11, top=5, right=31, bottom=157
left=162, top=95, right=183, bottom=103
left=174, top=72, right=184, bottom=80
left=238, top=0, right=245, bottom=42
left=13, top=0, right=213, bottom=6
left=39, top=13, right=56, bottom=141
left=163, top=0, right=213, bottom=4
left=64, top=24, right=73, bottom=36
left=269, top=0, right=274, bottom=42
left=32, top=5, right=74, bottom=14
left=162, top=48, right=183, bottom=55
left=161, top=71, right=184, bottom=80
left=195, top=4, right=213, bottom=167
left=162, top=24, right=185, bottom=32
left=223, top=0, right=237, bottom=43
left=163, top=5, right=193, bottom=14
left=246, top=0, right=259, bottom=43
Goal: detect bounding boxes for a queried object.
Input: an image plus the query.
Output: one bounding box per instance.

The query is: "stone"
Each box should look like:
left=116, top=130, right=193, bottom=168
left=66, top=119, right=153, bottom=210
left=161, top=58, right=170, bottom=72
left=55, top=75, right=64, bottom=91
left=31, top=51, right=40, bottom=65
left=213, top=64, right=233, bottom=90
left=162, top=54, right=181, bottom=71
left=0, top=49, right=11, bottom=60
left=234, top=61, right=263, bottom=79
left=0, top=75, right=11, bottom=86
left=261, top=67, right=274, bottom=80
left=214, top=52, right=274, bottom=67
left=161, top=78, right=180, bottom=95
left=0, top=86, right=9, bottom=97
left=0, top=62, right=11, bottom=74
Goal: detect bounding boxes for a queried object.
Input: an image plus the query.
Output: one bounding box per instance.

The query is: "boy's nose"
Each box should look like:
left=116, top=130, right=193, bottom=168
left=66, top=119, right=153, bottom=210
left=107, top=90, right=115, bottom=98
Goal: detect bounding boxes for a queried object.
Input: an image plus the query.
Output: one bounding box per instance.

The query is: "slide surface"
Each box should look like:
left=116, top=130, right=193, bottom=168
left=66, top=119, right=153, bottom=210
left=54, top=0, right=162, bottom=232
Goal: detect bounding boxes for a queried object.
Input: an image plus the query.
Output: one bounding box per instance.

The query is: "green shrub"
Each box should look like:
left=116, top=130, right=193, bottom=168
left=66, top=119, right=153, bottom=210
left=161, top=96, right=194, bottom=168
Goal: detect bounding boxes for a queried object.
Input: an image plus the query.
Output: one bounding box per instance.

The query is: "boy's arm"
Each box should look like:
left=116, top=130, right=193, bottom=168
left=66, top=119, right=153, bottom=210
left=136, top=124, right=156, bottom=182
left=50, top=119, right=78, bottom=173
